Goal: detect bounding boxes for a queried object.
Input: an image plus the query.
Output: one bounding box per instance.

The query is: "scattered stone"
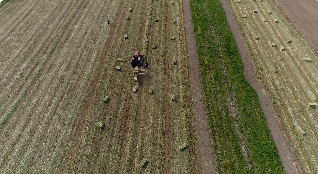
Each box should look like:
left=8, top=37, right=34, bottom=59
left=171, top=95, right=177, bottom=102
left=173, top=58, right=178, bottom=65
left=287, top=40, right=292, bottom=43
left=254, top=36, right=259, bottom=40
left=237, top=0, right=241, bottom=3
left=268, top=11, right=272, bottom=14
left=242, top=15, right=247, bottom=18
left=133, top=86, right=138, bottom=93
left=178, top=143, right=189, bottom=152
left=274, top=19, right=279, bottom=23
left=253, top=10, right=258, bottom=13
left=173, top=21, right=177, bottom=24
left=126, top=17, right=130, bottom=20
left=115, top=66, right=121, bottom=71
left=171, top=1, right=175, bottom=5
left=304, top=58, right=312, bottom=62
left=309, top=103, right=317, bottom=108
left=263, top=18, right=267, bottom=22
left=152, top=45, right=157, bottom=49
left=129, top=8, right=133, bottom=12
left=271, top=43, right=276, bottom=47
left=149, top=88, right=154, bottom=94
left=280, top=46, right=285, bottom=51
left=103, top=96, right=110, bottom=103
left=124, top=34, right=128, bottom=39
left=154, top=19, right=159, bottom=22
left=95, top=121, right=105, bottom=130
left=140, top=159, right=149, bottom=169
left=171, top=36, right=176, bottom=40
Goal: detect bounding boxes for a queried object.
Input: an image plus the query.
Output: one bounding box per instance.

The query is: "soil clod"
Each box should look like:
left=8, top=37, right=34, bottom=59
left=140, top=159, right=149, bottom=169
left=133, top=86, right=138, bottom=93
left=103, top=96, right=110, bottom=103
left=179, top=143, right=189, bottom=152
left=95, top=121, right=105, bottom=130
left=309, top=103, right=317, bottom=108
left=171, top=95, right=177, bottom=102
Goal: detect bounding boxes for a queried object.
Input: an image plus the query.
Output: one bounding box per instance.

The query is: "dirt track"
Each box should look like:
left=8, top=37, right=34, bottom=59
left=228, top=0, right=318, bottom=173
left=0, top=0, right=203, bottom=173
left=274, top=0, right=318, bottom=53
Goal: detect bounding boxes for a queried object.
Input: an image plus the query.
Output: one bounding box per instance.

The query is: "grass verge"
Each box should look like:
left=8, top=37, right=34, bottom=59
left=190, top=0, right=284, bottom=173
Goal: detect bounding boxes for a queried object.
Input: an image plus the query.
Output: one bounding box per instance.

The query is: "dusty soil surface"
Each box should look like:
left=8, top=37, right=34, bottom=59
left=274, top=0, right=318, bottom=53
left=0, top=0, right=204, bottom=173
left=228, top=0, right=318, bottom=173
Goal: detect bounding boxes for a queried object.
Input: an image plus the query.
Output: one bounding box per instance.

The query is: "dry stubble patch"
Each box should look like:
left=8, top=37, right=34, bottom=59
left=0, top=0, right=202, bottom=173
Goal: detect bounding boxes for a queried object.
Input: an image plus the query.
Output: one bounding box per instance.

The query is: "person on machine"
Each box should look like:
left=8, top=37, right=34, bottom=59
left=131, top=55, right=140, bottom=68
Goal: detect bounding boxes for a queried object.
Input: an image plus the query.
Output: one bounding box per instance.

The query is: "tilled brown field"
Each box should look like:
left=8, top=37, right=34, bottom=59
left=0, top=0, right=203, bottom=173
left=229, top=0, right=318, bottom=173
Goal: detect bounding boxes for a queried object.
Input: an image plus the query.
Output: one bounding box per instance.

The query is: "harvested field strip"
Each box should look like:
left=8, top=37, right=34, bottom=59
left=0, top=1, right=86, bottom=163
left=0, top=0, right=202, bottom=173
left=230, top=0, right=318, bottom=172
left=147, top=0, right=166, bottom=173
left=33, top=1, right=110, bottom=172
left=144, top=0, right=168, bottom=173
left=0, top=0, right=89, bottom=150
left=190, top=0, right=283, bottom=173
left=61, top=0, right=125, bottom=172
left=0, top=0, right=38, bottom=42
left=95, top=2, right=141, bottom=173
left=0, top=0, right=84, bottom=121
left=0, top=1, right=67, bottom=75
left=0, top=1, right=31, bottom=36
left=3, top=1, right=101, bottom=172
left=0, top=1, right=74, bottom=111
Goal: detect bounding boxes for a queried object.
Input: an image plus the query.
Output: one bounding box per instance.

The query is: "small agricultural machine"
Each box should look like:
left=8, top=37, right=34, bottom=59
left=131, top=51, right=146, bottom=81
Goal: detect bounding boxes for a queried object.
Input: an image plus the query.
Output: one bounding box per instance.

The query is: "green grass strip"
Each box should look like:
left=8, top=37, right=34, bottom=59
left=190, top=0, right=284, bottom=173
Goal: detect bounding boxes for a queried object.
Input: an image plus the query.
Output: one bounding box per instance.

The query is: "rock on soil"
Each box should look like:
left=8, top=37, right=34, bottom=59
left=103, top=96, right=110, bottom=103
left=133, top=86, right=138, bottom=93
left=140, top=159, right=149, bottom=169
left=95, top=121, right=105, bottom=129
left=178, top=143, right=189, bottom=152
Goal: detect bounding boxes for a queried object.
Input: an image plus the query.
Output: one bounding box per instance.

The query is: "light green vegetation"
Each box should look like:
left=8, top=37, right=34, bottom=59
left=190, top=0, right=284, bottom=173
